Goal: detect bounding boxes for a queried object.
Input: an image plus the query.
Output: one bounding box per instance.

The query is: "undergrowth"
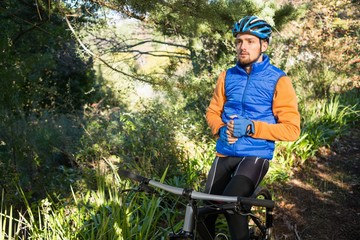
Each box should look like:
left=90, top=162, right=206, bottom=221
left=1, top=0, right=359, bottom=238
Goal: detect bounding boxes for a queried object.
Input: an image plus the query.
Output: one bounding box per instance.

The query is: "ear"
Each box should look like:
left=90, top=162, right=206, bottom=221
left=261, top=40, right=269, bottom=52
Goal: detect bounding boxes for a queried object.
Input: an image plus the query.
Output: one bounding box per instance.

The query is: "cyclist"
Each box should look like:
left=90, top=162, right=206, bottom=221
left=200, top=16, right=301, bottom=240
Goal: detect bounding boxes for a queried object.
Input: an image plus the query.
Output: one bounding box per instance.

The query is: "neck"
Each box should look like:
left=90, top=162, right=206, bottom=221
left=241, top=54, right=264, bottom=74
left=244, top=65, right=252, bottom=74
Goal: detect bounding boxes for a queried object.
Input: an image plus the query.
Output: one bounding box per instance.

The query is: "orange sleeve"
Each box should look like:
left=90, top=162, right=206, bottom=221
left=252, top=76, right=301, bottom=141
left=206, top=71, right=227, bottom=136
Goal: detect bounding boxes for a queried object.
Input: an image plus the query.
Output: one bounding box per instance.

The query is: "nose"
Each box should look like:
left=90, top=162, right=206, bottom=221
left=240, top=42, right=249, bottom=50
left=236, top=43, right=245, bottom=52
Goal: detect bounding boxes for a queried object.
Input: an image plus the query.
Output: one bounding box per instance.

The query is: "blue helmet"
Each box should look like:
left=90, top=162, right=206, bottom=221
left=232, top=16, right=272, bottom=40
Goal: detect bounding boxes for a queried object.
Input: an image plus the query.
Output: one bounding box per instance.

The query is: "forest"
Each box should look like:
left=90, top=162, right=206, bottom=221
left=0, top=0, right=359, bottom=239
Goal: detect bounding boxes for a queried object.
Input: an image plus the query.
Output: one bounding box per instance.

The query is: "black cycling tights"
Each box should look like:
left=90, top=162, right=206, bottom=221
left=197, top=156, right=269, bottom=240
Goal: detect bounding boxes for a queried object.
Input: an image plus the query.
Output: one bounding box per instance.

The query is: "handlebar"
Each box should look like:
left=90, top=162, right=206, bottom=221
left=118, top=169, right=275, bottom=209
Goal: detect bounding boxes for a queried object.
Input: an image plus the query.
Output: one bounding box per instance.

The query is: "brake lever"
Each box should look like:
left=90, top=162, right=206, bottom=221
left=121, top=183, right=156, bottom=194
left=139, top=182, right=156, bottom=194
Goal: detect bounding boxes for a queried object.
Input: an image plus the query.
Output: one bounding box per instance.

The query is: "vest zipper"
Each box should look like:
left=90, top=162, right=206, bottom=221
left=242, top=73, right=251, bottom=116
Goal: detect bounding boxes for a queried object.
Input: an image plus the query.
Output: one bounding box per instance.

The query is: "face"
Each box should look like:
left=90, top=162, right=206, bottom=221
left=235, top=33, right=268, bottom=65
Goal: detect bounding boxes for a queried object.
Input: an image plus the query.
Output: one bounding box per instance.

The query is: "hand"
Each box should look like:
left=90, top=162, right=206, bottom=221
left=227, top=116, right=254, bottom=137
left=219, top=126, right=238, bottom=144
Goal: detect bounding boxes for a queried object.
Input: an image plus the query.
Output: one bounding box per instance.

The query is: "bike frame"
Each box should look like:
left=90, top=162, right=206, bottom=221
left=118, top=169, right=274, bottom=239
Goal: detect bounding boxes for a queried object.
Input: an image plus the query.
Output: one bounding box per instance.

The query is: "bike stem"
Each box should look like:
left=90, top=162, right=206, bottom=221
left=183, top=203, right=195, bottom=233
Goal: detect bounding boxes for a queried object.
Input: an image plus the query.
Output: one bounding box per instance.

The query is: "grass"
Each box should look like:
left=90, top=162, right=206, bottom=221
left=1, top=53, right=359, bottom=239
left=1, top=91, right=358, bottom=239
left=0, top=165, right=187, bottom=239
left=267, top=94, right=359, bottom=184
left=0, top=190, right=24, bottom=240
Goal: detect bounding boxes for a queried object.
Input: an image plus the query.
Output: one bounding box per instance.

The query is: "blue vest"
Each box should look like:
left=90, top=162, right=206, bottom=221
left=216, top=55, right=285, bottom=159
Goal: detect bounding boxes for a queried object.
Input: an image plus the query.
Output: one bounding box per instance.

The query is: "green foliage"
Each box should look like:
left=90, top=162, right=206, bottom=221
left=301, top=95, right=359, bottom=145
left=0, top=169, right=186, bottom=240
left=0, top=0, right=359, bottom=238
left=0, top=0, right=97, bottom=114
left=0, top=0, right=99, bottom=207
left=263, top=0, right=360, bottom=183
left=270, top=93, right=359, bottom=183
left=0, top=112, right=85, bottom=207
left=0, top=191, right=22, bottom=240
left=289, top=62, right=341, bottom=100
left=76, top=100, right=187, bottom=177
left=86, top=0, right=294, bottom=78
left=273, top=3, right=301, bottom=31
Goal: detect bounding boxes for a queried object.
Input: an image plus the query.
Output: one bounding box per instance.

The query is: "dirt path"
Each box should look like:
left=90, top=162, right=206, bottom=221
left=272, top=129, right=360, bottom=239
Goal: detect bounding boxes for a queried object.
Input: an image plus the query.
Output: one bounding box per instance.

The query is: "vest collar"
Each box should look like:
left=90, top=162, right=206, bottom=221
left=236, top=54, right=270, bottom=74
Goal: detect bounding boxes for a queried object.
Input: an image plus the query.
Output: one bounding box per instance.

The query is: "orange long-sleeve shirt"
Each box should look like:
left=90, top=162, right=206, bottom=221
left=206, top=71, right=301, bottom=142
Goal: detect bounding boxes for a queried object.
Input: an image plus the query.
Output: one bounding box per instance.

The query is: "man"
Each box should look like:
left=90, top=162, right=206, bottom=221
left=200, top=16, right=301, bottom=240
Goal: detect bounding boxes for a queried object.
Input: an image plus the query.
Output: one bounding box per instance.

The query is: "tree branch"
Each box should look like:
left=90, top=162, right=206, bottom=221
left=91, top=35, right=190, bottom=57
left=114, top=49, right=190, bottom=59
left=125, top=39, right=189, bottom=51
left=65, top=15, right=158, bottom=85
left=88, top=0, right=148, bottom=22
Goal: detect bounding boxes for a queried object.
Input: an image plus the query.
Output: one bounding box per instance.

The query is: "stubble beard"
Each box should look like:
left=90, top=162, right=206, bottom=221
left=237, top=49, right=262, bottom=66
left=238, top=53, right=253, bottom=66
left=238, top=55, right=251, bottom=65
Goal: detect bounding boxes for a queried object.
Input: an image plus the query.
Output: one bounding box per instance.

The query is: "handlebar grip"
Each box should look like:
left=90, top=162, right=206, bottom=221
left=118, top=169, right=149, bottom=183
left=240, top=197, right=275, bottom=208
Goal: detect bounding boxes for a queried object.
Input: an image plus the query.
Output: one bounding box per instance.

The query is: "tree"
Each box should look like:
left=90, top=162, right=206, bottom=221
left=67, top=0, right=297, bottom=83
left=0, top=0, right=97, bottom=115
left=0, top=0, right=98, bottom=203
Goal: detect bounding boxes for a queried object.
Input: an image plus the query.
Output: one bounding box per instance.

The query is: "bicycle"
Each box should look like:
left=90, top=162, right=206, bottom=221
left=118, top=169, right=275, bottom=240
